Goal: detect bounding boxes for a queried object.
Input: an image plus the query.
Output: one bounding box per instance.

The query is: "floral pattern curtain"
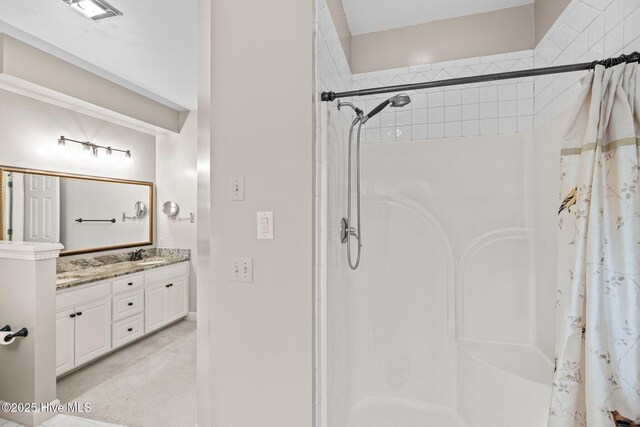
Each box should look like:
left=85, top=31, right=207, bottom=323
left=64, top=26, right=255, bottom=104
left=549, top=63, right=640, bottom=426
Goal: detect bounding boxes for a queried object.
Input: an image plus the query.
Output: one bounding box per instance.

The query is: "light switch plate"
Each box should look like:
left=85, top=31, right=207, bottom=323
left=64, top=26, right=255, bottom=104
left=231, top=176, right=245, bottom=201
left=231, top=257, right=252, bottom=282
left=257, top=211, right=274, bottom=239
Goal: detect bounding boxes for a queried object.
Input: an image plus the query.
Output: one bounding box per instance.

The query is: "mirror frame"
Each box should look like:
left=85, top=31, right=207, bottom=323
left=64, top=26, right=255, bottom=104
left=0, top=165, right=154, bottom=256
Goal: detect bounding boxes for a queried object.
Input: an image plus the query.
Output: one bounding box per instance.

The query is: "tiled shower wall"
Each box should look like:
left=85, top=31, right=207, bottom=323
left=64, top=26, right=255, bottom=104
left=320, top=0, right=640, bottom=141
left=534, top=0, right=640, bottom=128
left=352, top=52, right=535, bottom=142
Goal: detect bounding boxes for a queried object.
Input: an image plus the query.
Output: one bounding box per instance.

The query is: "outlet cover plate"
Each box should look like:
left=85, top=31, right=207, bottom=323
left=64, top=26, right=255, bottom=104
left=231, top=257, right=252, bottom=282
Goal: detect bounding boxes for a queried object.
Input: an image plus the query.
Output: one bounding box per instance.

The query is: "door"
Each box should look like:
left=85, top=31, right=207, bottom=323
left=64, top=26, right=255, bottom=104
left=168, top=278, right=188, bottom=321
left=56, top=308, right=75, bottom=376
left=74, top=299, right=111, bottom=366
left=23, top=174, right=60, bottom=243
left=145, top=281, right=169, bottom=333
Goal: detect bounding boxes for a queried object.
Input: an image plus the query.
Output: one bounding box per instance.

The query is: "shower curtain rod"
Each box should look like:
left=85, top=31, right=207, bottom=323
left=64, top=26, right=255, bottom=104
left=320, top=51, right=640, bottom=102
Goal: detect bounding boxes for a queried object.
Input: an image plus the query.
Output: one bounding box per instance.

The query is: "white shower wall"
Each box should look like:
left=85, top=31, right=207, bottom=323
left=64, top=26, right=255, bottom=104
left=321, top=101, right=553, bottom=426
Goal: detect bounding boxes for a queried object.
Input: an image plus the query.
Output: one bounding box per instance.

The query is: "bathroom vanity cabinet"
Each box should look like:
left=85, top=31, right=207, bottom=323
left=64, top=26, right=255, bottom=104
left=55, top=261, right=189, bottom=376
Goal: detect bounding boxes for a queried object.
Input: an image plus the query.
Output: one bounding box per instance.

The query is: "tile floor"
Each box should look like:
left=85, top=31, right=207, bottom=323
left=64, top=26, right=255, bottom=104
left=56, top=319, right=196, bottom=427
left=0, top=414, right=125, bottom=427
left=1, top=319, right=195, bottom=427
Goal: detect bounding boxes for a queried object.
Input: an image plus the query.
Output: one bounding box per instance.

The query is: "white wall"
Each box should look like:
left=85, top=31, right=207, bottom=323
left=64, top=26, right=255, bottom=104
left=201, top=0, right=314, bottom=425
left=156, top=111, right=198, bottom=312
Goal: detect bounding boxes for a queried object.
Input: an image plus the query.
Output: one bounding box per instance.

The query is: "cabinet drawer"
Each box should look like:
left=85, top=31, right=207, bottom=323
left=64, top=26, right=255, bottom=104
left=144, top=262, right=188, bottom=284
left=113, top=274, right=143, bottom=294
left=57, top=281, right=111, bottom=311
left=112, top=289, right=144, bottom=321
left=112, top=313, right=144, bottom=349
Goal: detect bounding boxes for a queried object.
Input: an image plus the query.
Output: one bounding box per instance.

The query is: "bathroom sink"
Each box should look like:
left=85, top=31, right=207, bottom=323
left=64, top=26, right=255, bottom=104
left=135, top=260, right=167, bottom=266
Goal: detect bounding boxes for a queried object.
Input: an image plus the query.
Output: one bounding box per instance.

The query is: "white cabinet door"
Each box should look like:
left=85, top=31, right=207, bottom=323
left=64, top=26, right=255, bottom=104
left=168, top=279, right=188, bottom=322
left=74, top=299, right=111, bottom=366
left=56, top=308, right=75, bottom=376
left=145, top=281, right=169, bottom=333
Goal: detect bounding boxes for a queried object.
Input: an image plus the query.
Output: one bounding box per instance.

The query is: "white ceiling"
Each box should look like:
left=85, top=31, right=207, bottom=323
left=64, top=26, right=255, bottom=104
left=0, top=0, right=197, bottom=110
left=342, top=0, right=535, bottom=35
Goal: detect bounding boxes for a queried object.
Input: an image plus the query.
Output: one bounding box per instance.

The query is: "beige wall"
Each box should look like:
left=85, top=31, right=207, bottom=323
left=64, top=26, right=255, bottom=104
left=535, top=0, right=571, bottom=44
left=351, top=5, right=535, bottom=73
left=0, top=34, right=183, bottom=134
left=326, top=0, right=352, bottom=68
left=202, top=0, right=314, bottom=426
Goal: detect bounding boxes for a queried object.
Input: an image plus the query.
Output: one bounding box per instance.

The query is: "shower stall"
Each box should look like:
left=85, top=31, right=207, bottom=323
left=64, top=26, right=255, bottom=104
left=316, top=98, right=557, bottom=426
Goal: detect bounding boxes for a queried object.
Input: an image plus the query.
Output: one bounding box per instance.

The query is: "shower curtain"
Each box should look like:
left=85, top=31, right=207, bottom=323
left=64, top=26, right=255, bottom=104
left=549, top=63, right=640, bottom=426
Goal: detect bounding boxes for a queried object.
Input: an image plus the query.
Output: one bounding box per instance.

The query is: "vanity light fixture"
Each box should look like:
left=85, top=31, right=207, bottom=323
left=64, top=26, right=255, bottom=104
left=61, top=0, right=123, bottom=21
left=58, top=136, right=132, bottom=163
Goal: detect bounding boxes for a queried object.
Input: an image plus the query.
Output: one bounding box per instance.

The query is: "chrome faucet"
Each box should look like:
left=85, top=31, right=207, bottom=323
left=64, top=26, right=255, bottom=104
left=130, top=249, right=144, bottom=261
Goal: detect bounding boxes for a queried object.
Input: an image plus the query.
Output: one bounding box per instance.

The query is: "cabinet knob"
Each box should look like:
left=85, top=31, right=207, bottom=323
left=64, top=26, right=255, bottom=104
left=127, top=328, right=133, bottom=332
left=166, top=284, right=171, bottom=288
left=128, top=282, right=133, bottom=286
left=70, top=313, right=76, bottom=318
left=76, top=312, right=83, bottom=316
left=128, top=302, right=134, bottom=306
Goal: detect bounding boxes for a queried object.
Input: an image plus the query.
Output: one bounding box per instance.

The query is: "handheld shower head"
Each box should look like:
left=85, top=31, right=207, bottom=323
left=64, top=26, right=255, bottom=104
left=363, top=93, right=411, bottom=123
left=390, top=94, right=411, bottom=108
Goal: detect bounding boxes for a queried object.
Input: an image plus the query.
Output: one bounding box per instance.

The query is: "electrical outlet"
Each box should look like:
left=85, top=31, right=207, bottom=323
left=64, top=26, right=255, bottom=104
left=231, top=257, right=252, bottom=282
left=231, top=176, right=245, bottom=201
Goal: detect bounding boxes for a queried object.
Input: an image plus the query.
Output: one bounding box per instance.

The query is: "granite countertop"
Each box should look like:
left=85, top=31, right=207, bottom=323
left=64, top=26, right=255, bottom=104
left=56, top=248, right=190, bottom=291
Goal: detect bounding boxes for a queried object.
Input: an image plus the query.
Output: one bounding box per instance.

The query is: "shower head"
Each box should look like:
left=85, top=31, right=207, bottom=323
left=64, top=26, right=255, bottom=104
left=363, top=93, right=411, bottom=123
left=390, top=94, right=411, bottom=108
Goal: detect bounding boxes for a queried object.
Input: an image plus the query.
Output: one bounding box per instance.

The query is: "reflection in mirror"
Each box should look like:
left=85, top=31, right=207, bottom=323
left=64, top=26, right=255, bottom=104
left=123, top=201, right=148, bottom=221
left=0, top=167, right=153, bottom=255
left=134, top=201, right=147, bottom=218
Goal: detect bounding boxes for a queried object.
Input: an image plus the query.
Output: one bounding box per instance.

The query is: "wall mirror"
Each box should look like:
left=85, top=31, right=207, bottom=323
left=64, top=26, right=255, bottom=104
left=162, top=201, right=180, bottom=219
left=0, top=166, right=153, bottom=256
